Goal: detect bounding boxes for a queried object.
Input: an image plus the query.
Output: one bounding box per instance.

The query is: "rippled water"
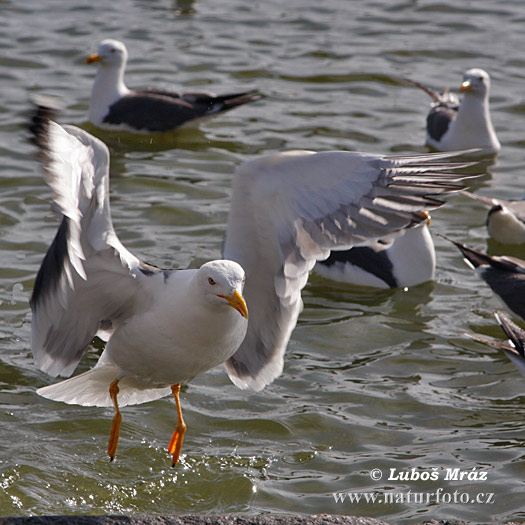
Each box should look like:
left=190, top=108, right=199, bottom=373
left=1, top=1, right=525, bottom=523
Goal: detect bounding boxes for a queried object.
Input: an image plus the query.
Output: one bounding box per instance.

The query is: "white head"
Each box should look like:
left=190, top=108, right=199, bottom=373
left=87, top=39, right=128, bottom=69
left=460, top=68, right=491, bottom=99
left=196, top=260, right=248, bottom=318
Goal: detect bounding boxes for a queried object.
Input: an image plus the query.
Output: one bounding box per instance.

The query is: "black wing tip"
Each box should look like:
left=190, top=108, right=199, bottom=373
left=222, top=90, right=266, bottom=107
left=437, top=234, right=490, bottom=269
left=28, top=95, right=62, bottom=153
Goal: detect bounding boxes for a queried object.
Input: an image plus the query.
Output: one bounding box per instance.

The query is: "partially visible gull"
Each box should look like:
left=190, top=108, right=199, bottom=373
left=445, top=237, right=525, bottom=320
left=408, top=68, right=500, bottom=155
left=446, top=237, right=525, bottom=376
left=29, top=100, right=479, bottom=464
left=87, top=39, right=264, bottom=133
left=314, top=219, right=435, bottom=289
left=464, top=312, right=525, bottom=378
left=462, top=191, right=525, bottom=245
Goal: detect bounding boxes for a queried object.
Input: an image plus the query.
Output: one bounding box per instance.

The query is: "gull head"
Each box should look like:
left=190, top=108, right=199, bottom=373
left=198, top=260, right=248, bottom=319
left=460, top=68, right=490, bottom=98
left=87, top=39, right=128, bottom=68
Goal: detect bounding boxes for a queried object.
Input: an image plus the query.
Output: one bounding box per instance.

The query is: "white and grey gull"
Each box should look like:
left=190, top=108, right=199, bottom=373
left=408, top=68, right=500, bottom=155
left=29, top=101, right=479, bottom=465
left=87, top=39, right=264, bottom=133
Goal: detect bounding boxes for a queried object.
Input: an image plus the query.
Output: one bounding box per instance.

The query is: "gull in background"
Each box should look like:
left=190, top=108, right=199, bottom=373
left=445, top=237, right=525, bottom=320
left=87, top=39, right=264, bottom=133
left=407, top=68, right=500, bottom=155
left=446, top=237, right=525, bottom=376
left=462, top=190, right=525, bottom=245
left=314, top=218, right=435, bottom=289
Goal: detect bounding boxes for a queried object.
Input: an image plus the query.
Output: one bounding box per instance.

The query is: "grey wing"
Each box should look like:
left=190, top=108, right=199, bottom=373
left=476, top=261, right=525, bottom=321
left=105, top=89, right=263, bottom=132
left=427, top=104, right=457, bottom=143
left=30, top=223, right=152, bottom=377
left=223, top=149, right=479, bottom=390
left=105, top=92, right=199, bottom=131
left=29, top=103, right=153, bottom=377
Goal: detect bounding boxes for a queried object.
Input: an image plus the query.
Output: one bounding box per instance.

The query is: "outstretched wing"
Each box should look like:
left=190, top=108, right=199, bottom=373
left=29, top=103, right=159, bottom=377
left=223, top=149, right=478, bottom=390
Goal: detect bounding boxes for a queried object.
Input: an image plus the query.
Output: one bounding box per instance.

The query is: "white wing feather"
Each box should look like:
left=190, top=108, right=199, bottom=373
left=30, top=108, right=152, bottom=378
left=224, top=150, right=476, bottom=390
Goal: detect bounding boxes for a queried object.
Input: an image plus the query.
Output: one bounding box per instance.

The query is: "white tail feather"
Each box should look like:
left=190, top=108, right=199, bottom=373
left=37, top=364, right=172, bottom=408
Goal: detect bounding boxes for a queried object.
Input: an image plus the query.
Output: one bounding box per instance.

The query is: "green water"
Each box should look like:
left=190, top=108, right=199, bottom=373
left=1, top=1, right=525, bottom=522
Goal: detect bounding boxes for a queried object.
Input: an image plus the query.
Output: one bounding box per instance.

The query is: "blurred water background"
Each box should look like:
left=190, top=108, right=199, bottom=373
left=1, top=1, right=525, bottom=522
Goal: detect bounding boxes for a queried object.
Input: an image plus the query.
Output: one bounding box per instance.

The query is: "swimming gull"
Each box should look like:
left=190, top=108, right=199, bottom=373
left=314, top=217, right=435, bottom=289
left=445, top=237, right=525, bottom=320
left=87, top=39, right=264, bottom=133
left=29, top=101, right=480, bottom=464
left=446, top=237, right=525, bottom=376
left=462, top=191, right=525, bottom=245
left=407, top=69, right=500, bottom=155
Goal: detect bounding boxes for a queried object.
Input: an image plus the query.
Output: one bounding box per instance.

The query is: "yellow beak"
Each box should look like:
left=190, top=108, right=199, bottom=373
left=86, top=52, right=102, bottom=64
left=219, top=290, right=248, bottom=319
left=460, top=80, right=472, bottom=92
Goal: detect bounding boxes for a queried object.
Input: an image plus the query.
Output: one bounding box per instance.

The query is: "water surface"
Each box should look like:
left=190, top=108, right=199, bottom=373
left=1, top=1, right=525, bottom=522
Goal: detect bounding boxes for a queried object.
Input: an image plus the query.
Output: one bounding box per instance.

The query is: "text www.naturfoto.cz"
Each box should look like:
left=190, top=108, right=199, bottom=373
left=333, top=489, right=495, bottom=505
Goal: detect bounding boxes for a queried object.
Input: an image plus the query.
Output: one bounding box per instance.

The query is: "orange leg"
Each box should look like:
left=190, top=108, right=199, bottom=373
left=107, top=379, right=122, bottom=462
left=168, top=383, right=187, bottom=467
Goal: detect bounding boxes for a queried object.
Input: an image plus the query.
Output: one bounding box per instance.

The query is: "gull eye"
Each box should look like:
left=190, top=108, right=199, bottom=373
left=208, top=277, right=216, bottom=285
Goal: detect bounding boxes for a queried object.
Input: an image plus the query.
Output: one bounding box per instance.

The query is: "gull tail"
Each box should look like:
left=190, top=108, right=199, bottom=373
left=37, top=364, right=172, bottom=408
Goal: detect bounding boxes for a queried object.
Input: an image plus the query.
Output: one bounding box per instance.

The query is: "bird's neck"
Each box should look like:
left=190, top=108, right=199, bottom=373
left=89, top=64, right=130, bottom=124
left=454, top=94, right=499, bottom=150
left=456, top=95, right=491, bottom=130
